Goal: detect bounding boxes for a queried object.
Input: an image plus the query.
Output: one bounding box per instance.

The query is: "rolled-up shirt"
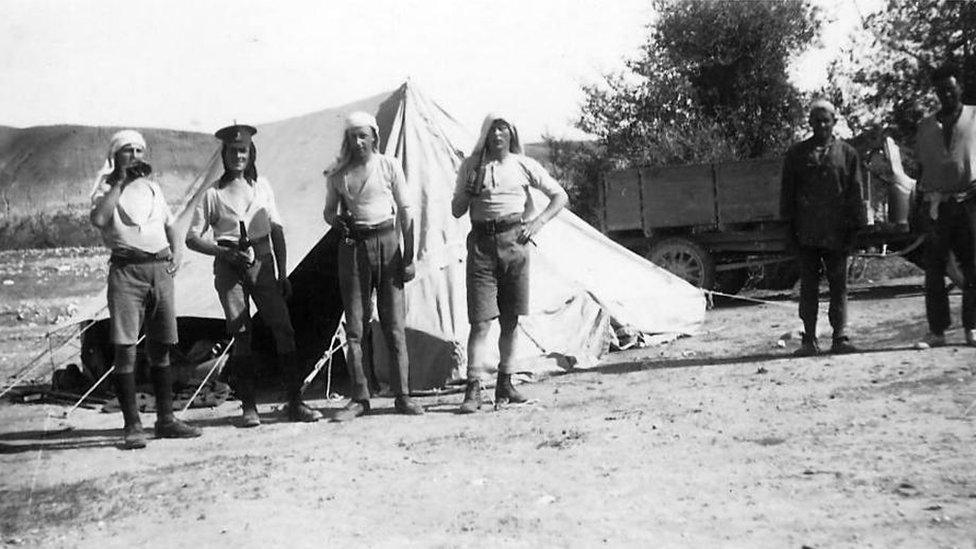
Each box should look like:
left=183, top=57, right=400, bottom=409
left=453, top=154, right=563, bottom=222
left=188, top=176, right=282, bottom=243
left=323, top=154, right=412, bottom=226
left=90, top=177, right=172, bottom=253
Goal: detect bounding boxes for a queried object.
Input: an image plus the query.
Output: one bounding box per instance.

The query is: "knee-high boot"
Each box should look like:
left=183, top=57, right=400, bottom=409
left=232, top=355, right=260, bottom=427
left=114, top=372, right=147, bottom=449
left=151, top=366, right=202, bottom=439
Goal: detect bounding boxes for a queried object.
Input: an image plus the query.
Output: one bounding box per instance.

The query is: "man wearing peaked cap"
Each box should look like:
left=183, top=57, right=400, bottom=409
left=90, top=130, right=202, bottom=449
left=451, top=113, right=569, bottom=413
left=186, top=123, right=322, bottom=426
left=780, top=99, right=865, bottom=357
left=215, top=124, right=257, bottom=145
left=322, top=111, right=425, bottom=421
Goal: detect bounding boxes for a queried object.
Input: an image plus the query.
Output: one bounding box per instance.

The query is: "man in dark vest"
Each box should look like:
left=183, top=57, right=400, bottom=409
left=915, top=63, right=976, bottom=348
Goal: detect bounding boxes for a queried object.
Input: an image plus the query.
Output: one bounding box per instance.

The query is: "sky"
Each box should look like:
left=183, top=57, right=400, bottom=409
left=0, top=0, right=877, bottom=143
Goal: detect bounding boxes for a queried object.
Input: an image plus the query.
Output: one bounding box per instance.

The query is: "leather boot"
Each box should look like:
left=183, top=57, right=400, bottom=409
left=331, top=399, right=370, bottom=422
left=232, top=356, right=260, bottom=428
left=151, top=367, right=202, bottom=439
left=282, top=352, right=322, bottom=423
left=394, top=395, right=425, bottom=415
left=458, top=380, right=482, bottom=414
left=114, top=372, right=147, bottom=450
left=495, top=373, right=527, bottom=404
left=239, top=375, right=261, bottom=428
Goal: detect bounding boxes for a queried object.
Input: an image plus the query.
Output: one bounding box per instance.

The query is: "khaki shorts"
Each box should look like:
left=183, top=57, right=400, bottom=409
left=465, top=224, right=530, bottom=323
left=107, top=260, right=178, bottom=345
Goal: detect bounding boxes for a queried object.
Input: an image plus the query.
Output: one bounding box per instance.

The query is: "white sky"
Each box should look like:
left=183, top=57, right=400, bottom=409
left=0, top=0, right=874, bottom=142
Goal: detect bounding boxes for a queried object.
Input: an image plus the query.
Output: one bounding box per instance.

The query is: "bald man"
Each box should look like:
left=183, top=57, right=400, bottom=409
left=780, top=99, right=865, bottom=356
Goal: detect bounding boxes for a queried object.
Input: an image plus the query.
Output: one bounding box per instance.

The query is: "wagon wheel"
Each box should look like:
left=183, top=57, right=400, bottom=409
left=647, top=237, right=716, bottom=290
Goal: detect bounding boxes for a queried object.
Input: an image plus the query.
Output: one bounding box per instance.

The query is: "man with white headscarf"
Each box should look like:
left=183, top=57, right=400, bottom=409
left=322, top=111, right=424, bottom=421
left=780, top=99, right=865, bottom=357
left=90, top=129, right=201, bottom=449
left=187, top=124, right=321, bottom=425
left=451, top=113, right=568, bottom=413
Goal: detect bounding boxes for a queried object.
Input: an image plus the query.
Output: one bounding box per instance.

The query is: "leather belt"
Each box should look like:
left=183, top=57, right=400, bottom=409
left=471, top=214, right=523, bottom=236
left=927, top=188, right=976, bottom=204
left=217, top=234, right=271, bottom=249
left=110, top=248, right=172, bottom=266
left=217, top=234, right=272, bottom=256
left=346, top=218, right=395, bottom=240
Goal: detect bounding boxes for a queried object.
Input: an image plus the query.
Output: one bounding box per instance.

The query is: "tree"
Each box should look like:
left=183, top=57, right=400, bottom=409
left=578, top=0, right=821, bottom=166
left=826, top=0, right=976, bottom=143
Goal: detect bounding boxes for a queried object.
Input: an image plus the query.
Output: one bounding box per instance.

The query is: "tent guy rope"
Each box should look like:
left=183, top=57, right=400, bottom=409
left=177, top=336, right=234, bottom=418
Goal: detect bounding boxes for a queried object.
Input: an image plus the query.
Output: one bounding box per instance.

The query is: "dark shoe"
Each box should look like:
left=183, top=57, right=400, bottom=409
left=122, top=423, right=148, bottom=450
left=830, top=339, right=859, bottom=354
left=458, top=380, right=482, bottom=414
left=237, top=373, right=261, bottom=427
left=495, top=373, right=527, bottom=404
left=792, top=340, right=820, bottom=357
left=241, top=404, right=261, bottom=428
left=154, top=417, right=202, bottom=439
left=331, top=400, right=369, bottom=422
left=286, top=400, right=322, bottom=422
left=394, top=395, right=425, bottom=415
left=915, top=332, right=946, bottom=350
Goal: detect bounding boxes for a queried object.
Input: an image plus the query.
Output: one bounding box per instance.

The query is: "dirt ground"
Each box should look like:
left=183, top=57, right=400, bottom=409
left=1, top=250, right=975, bottom=548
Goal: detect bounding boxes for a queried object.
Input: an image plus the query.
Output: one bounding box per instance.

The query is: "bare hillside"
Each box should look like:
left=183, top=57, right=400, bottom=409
left=0, top=125, right=214, bottom=249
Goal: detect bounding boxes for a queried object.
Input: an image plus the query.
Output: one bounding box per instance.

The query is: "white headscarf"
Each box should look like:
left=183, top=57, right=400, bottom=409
left=325, top=111, right=381, bottom=175
left=90, top=129, right=148, bottom=194
left=472, top=112, right=522, bottom=161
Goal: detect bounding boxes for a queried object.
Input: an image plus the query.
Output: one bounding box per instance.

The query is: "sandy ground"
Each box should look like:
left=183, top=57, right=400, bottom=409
left=1, top=251, right=975, bottom=548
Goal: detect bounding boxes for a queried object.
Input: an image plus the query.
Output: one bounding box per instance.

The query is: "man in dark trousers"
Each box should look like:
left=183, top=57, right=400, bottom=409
left=780, top=99, right=865, bottom=356
left=187, top=124, right=321, bottom=426
left=915, top=63, right=976, bottom=348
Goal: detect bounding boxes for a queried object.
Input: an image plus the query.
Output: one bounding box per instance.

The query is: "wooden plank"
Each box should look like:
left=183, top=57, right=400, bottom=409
left=602, top=168, right=643, bottom=232
left=639, top=164, right=715, bottom=228
left=714, top=159, right=783, bottom=223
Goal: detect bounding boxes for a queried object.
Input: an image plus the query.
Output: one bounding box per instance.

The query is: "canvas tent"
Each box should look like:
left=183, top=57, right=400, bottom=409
left=75, top=81, right=705, bottom=391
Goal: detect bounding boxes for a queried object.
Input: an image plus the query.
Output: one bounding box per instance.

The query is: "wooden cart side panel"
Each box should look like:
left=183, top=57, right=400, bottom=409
left=639, top=164, right=715, bottom=228
left=602, top=168, right=643, bottom=232
left=714, top=159, right=784, bottom=224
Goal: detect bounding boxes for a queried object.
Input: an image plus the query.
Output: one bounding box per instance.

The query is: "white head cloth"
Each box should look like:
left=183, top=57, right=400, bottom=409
left=473, top=112, right=523, bottom=161
left=325, top=111, right=382, bottom=175
left=90, top=129, right=147, bottom=194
